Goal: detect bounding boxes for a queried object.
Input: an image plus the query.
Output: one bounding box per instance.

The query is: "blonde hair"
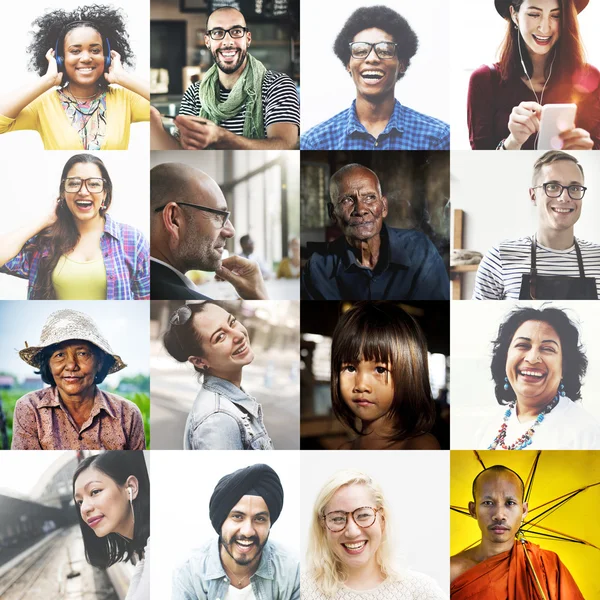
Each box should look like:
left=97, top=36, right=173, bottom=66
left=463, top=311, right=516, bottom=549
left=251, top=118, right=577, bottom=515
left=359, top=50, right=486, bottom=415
left=307, top=470, right=397, bottom=597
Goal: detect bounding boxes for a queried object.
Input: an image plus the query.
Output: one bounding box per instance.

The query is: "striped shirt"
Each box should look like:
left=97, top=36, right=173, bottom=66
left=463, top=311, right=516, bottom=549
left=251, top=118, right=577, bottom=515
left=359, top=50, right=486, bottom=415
left=1, top=214, right=149, bottom=300
left=472, top=236, right=600, bottom=299
left=179, top=70, right=300, bottom=137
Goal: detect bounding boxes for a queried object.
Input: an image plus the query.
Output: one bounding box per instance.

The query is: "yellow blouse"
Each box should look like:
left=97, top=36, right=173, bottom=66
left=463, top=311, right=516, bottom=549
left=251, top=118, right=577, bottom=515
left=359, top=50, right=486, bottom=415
left=52, top=255, right=107, bottom=300
left=0, top=86, right=149, bottom=150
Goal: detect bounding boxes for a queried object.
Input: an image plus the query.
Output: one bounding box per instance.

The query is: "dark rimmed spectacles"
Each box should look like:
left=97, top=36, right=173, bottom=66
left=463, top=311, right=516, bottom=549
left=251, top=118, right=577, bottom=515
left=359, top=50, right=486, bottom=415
left=63, top=177, right=106, bottom=193
left=206, top=26, right=248, bottom=40
left=322, top=506, right=381, bottom=532
left=349, top=42, right=398, bottom=60
left=154, top=202, right=231, bottom=228
left=532, top=182, right=587, bottom=200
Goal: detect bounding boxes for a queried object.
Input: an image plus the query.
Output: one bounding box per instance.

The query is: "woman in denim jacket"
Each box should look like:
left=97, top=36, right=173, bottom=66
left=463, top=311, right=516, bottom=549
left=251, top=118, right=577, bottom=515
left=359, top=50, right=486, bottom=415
left=163, top=302, right=274, bottom=450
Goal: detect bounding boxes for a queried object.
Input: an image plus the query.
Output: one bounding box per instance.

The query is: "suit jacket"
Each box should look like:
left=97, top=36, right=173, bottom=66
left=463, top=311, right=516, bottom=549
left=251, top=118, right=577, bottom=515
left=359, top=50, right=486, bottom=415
left=150, top=260, right=209, bottom=300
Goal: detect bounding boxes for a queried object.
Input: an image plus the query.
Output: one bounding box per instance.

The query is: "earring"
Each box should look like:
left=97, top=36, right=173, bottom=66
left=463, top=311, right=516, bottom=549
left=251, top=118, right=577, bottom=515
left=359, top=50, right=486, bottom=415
left=504, top=376, right=510, bottom=391
left=559, top=381, right=566, bottom=397
left=100, top=203, right=106, bottom=210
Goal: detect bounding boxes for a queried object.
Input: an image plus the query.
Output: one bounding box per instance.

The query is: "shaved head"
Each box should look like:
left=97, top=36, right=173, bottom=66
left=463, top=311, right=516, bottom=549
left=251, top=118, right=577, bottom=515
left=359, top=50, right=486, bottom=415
left=206, top=6, right=247, bottom=29
left=329, top=164, right=382, bottom=202
left=472, top=466, right=525, bottom=503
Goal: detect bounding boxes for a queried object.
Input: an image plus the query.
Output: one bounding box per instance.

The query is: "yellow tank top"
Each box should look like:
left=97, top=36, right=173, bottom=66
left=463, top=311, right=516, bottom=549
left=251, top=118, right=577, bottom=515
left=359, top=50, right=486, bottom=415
left=52, top=255, right=107, bottom=300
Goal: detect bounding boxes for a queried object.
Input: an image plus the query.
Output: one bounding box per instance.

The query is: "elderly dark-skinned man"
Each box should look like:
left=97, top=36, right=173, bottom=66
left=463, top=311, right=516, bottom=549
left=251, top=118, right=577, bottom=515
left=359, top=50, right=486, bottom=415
left=301, top=163, right=449, bottom=300
left=150, top=162, right=268, bottom=300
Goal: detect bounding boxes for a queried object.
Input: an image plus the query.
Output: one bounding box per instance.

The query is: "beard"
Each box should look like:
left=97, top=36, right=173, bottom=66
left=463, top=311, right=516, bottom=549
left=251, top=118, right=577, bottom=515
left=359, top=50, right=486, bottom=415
left=219, top=532, right=269, bottom=566
left=178, top=233, right=223, bottom=272
left=211, top=46, right=248, bottom=75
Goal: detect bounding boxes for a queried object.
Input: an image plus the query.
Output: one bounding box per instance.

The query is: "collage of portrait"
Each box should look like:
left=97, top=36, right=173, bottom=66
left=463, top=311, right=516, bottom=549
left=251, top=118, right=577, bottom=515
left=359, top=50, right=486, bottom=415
left=0, top=1, right=598, bottom=599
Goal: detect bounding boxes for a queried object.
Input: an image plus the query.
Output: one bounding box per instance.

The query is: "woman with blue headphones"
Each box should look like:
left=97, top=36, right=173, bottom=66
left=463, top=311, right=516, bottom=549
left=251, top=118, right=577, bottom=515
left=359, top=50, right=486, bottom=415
left=0, top=5, right=149, bottom=150
left=468, top=0, right=599, bottom=150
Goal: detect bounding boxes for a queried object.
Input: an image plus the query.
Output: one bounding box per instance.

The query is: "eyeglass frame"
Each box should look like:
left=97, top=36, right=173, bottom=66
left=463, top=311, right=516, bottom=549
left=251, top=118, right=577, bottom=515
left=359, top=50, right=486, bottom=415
left=206, top=26, right=249, bottom=40
left=321, top=506, right=382, bottom=532
left=532, top=182, right=587, bottom=200
left=62, top=177, right=107, bottom=193
left=154, top=202, right=231, bottom=228
left=348, top=41, right=399, bottom=60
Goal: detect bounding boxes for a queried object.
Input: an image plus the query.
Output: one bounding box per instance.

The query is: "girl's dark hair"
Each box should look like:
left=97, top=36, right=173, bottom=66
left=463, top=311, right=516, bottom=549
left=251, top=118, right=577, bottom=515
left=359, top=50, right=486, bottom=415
left=491, top=306, right=587, bottom=404
left=27, top=154, right=113, bottom=300
left=163, top=303, right=215, bottom=374
left=331, top=302, right=435, bottom=443
left=36, top=341, right=114, bottom=386
left=333, top=6, right=418, bottom=81
left=72, top=451, right=150, bottom=569
left=497, top=0, right=586, bottom=87
left=27, top=4, right=135, bottom=89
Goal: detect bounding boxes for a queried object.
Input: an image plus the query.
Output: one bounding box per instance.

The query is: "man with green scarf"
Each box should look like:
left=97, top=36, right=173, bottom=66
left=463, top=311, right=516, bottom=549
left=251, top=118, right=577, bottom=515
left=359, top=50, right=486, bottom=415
left=151, top=6, right=299, bottom=150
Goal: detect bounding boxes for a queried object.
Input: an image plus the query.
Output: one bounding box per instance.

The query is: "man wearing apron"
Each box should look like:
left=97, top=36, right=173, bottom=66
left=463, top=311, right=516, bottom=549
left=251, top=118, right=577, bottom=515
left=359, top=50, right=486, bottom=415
left=473, top=150, right=599, bottom=300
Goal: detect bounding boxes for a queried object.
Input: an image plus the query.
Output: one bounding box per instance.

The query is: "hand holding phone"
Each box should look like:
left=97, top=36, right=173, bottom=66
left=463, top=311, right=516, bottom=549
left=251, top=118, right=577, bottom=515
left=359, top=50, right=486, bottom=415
left=538, top=103, right=577, bottom=149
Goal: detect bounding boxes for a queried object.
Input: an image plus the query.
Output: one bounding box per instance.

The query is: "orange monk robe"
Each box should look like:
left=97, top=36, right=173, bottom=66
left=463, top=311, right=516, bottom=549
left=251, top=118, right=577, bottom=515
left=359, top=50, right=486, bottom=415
left=451, top=540, right=584, bottom=600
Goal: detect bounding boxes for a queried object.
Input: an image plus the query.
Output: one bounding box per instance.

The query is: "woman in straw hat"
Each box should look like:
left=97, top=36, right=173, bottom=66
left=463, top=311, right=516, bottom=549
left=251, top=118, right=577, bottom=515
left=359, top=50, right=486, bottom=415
left=12, top=308, right=145, bottom=450
left=468, top=0, right=599, bottom=149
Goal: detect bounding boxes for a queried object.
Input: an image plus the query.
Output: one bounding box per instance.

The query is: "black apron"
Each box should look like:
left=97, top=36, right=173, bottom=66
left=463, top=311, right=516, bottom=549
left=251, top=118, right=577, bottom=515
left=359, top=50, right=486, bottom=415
left=518, top=238, right=598, bottom=300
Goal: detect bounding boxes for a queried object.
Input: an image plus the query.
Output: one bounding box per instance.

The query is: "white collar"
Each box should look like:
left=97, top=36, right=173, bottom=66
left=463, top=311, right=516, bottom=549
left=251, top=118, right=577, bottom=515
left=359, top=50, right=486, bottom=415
left=150, top=256, right=197, bottom=290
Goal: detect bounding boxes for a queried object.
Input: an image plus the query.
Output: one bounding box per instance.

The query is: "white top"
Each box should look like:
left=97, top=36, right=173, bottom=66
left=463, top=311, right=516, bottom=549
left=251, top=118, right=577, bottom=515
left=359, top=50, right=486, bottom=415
left=474, top=397, right=600, bottom=449
left=224, top=584, right=258, bottom=600
left=472, top=236, right=600, bottom=299
left=125, top=540, right=150, bottom=600
left=150, top=257, right=198, bottom=290
left=300, top=572, right=447, bottom=600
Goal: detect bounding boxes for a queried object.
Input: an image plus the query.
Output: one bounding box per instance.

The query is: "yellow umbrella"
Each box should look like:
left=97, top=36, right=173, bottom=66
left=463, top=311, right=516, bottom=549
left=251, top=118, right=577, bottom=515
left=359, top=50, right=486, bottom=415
left=450, top=450, right=600, bottom=599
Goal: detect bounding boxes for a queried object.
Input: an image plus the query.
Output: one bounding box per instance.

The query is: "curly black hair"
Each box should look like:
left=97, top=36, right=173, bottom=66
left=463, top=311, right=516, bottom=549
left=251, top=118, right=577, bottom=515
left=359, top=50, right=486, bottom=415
left=490, top=306, right=587, bottom=405
left=333, top=6, right=419, bottom=81
left=26, top=4, right=135, bottom=88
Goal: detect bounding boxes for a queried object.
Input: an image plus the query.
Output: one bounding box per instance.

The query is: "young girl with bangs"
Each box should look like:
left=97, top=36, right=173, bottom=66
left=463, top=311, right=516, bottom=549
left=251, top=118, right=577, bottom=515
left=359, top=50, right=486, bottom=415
left=330, top=302, right=439, bottom=450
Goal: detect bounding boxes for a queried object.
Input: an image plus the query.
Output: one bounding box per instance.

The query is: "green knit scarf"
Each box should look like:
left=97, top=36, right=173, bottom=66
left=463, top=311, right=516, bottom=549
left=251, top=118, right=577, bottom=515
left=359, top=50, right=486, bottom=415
left=198, top=53, right=267, bottom=139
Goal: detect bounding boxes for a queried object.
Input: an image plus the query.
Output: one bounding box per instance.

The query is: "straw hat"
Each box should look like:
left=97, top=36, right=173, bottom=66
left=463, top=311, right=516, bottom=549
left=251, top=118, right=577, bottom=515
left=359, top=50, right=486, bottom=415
left=494, top=0, right=589, bottom=19
left=19, top=309, right=126, bottom=373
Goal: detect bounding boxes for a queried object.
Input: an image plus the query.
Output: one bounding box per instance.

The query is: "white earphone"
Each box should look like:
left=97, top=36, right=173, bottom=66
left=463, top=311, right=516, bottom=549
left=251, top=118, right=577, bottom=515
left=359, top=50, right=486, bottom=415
left=128, top=487, right=133, bottom=501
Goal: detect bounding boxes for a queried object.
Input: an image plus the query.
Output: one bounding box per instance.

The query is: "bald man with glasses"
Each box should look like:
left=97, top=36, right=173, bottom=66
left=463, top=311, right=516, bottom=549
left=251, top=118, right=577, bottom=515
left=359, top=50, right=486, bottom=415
left=150, top=162, right=268, bottom=300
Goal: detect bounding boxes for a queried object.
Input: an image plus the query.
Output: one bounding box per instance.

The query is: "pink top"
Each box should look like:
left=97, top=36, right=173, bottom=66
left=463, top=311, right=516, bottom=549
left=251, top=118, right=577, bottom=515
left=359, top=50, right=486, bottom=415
left=11, top=386, right=146, bottom=450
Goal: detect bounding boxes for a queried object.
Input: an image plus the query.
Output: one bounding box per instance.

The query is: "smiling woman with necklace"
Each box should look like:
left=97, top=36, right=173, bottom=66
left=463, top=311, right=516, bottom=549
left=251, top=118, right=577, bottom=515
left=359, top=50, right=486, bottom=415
left=0, top=5, right=149, bottom=150
left=474, top=306, right=600, bottom=449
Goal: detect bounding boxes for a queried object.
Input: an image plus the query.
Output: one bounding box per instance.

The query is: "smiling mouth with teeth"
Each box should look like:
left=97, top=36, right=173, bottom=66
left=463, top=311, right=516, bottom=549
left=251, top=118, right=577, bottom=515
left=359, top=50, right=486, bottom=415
left=361, top=71, right=384, bottom=80
left=519, top=369, right=545, bottom=378
left=232, top=342, right=248, bottom=356
left=551, top=207, right=574, bottom=213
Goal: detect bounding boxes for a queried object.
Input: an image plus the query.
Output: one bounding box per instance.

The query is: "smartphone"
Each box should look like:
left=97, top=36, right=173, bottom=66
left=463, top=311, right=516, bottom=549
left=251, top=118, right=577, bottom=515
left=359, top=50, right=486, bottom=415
left=538, top=104, right=577, bottom=150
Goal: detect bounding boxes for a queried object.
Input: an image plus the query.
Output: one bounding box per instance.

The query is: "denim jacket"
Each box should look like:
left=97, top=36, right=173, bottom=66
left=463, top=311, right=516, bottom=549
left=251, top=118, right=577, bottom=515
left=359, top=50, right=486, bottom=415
left=172, top=538, right=300, bottom=600
left=183, top=375, right=274, bottom=450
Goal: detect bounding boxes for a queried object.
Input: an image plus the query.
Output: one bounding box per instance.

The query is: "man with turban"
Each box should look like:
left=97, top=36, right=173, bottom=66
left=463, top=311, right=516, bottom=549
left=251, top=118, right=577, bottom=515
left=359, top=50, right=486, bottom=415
left=450, top=465, right=584, bottom=599
left=173, top=463, right=300, bottom=599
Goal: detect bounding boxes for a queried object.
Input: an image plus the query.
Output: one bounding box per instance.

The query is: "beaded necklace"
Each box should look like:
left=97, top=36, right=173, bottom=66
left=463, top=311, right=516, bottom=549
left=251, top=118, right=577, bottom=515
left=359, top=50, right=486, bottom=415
left=488, top=395, right=560, bottom=450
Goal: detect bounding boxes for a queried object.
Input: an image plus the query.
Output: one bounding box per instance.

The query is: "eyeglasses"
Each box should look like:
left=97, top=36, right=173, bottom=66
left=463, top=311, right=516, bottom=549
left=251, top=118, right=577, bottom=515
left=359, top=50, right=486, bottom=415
left=349, top=42, right=398, bottom=60
left=206, top=26, right=248, bottom=40
left=154, top=202, right=231, bottom=228
left=532, top=182, right=587, bottom=200
left=322, top=507, right=381, bottom=532
left=63, top=177, right=106, bottom=193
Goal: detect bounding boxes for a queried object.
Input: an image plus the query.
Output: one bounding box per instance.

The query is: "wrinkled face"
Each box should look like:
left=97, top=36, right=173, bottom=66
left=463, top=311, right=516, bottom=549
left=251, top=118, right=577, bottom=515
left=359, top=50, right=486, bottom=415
left=205, top=8, right=251, bottom=75
left=323, top=484, right=383, bottom=573
left=329, top=168, right=388, bottom=243
left=531, top=161, right=583, bottom=236
left=63, top=26, right=106, bottom=86
left=176, top=176, right=235, bottom=272
left=512, top=0, right=561, bottom=57
left=48, top=340, right=103, bottom=397
left=505, top=320, right=563, bottom=406
left=339, top=360, right=394, bottom=423
left=190, top=304, right=254, bottom=373
left=74, top=467, right=133, bottom=538
left=63, top=163, right=107, bottom=223
left=469, top=472, right=528, bottom=545
left=220, top=495, right=270, bottom=566
left=347, top=28, right=403, bottom=100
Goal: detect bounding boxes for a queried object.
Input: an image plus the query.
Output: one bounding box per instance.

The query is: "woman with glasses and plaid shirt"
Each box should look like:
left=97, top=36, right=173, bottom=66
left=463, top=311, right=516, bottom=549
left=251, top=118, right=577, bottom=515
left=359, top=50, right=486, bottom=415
left=0, top=153, right=149, bottom=299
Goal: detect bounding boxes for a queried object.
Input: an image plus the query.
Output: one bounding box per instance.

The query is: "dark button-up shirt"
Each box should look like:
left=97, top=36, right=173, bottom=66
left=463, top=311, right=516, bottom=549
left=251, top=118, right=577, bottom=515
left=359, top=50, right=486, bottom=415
left=301, top=225, right=450, bottom=300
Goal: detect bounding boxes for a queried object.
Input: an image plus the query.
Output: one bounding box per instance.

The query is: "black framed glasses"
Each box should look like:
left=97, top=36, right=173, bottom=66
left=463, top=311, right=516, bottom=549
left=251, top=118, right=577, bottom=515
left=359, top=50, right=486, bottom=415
left=63, top=177, right=106, bottom=193
left=349, top=42, right=398, bottom=60
left=532, top=182, right=587, bottom=200
left=206, top=26, right=248, bottom=40
left=322, top=507, right=381, bottom=532
left=154, top=202, right=231, bottom=228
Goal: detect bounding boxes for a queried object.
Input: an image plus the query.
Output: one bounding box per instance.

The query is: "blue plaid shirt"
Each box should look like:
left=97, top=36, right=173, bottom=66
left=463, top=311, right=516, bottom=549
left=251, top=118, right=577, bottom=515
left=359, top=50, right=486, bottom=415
left=1, top=214, right=150, bottom=299
left=301, top=99, right=450, bottom=150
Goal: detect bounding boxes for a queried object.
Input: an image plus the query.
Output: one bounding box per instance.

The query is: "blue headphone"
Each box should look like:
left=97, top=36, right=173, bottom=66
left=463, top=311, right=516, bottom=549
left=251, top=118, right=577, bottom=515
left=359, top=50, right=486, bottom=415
left=54, top=33, right=111, bottom=72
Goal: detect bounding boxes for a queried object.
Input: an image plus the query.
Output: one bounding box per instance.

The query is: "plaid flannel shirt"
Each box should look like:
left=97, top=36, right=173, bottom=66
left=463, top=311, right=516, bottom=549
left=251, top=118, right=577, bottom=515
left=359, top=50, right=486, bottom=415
left=1, top=214, right=149, bottom=299
left=301, top=99, right=450, bottom=150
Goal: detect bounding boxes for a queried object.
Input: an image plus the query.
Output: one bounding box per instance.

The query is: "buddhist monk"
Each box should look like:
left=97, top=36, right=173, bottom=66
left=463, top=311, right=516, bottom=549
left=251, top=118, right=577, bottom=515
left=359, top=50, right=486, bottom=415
left=450, top=465, right=584, bottom=599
